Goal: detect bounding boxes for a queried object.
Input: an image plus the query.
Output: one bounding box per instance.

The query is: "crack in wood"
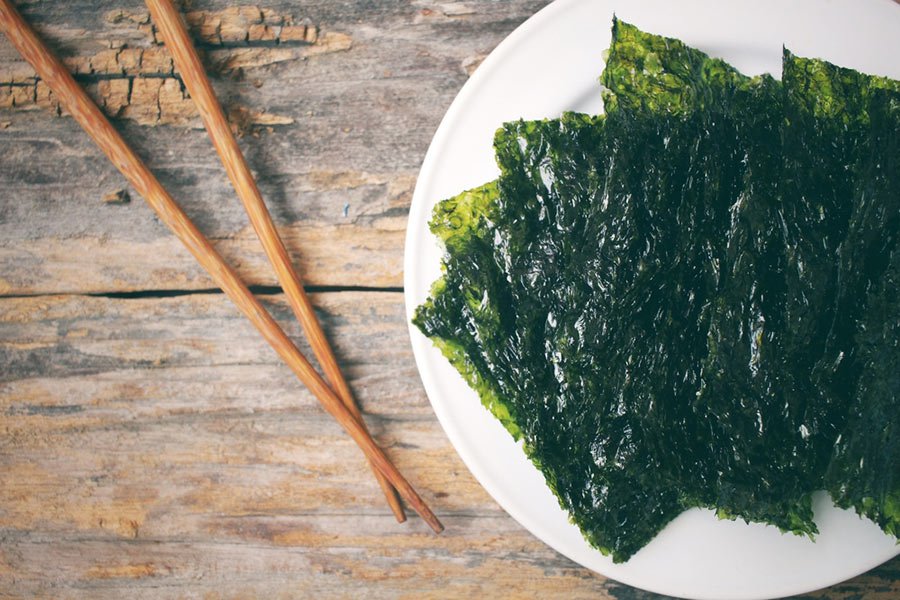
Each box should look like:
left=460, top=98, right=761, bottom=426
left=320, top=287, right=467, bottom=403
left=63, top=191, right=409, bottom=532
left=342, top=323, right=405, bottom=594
left=0, top=285, right=403, bottom=300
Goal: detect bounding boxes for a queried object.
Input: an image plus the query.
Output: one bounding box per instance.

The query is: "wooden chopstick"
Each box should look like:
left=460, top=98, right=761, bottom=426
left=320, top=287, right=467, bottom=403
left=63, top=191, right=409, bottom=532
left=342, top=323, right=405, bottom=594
left=143, top=0, right=406, bottom=523
left=0, top=0, right=442, bottom=534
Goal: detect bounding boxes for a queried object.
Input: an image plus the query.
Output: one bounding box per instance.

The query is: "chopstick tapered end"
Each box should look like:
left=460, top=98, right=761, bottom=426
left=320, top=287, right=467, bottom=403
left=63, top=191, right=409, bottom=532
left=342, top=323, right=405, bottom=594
left=426, top=513, right=445, bottom=534
left=393, top=506, right=408, bottom=524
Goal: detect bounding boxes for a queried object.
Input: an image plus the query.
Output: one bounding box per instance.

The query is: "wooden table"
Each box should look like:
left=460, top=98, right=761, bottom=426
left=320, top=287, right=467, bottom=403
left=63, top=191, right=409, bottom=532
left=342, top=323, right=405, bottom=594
left=0, top=1, right=897, bottom=597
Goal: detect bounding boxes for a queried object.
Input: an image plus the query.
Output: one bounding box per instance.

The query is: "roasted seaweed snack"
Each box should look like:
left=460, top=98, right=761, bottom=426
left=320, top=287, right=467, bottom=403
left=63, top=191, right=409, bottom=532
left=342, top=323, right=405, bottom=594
left=414, top=20, right=900, bottom=562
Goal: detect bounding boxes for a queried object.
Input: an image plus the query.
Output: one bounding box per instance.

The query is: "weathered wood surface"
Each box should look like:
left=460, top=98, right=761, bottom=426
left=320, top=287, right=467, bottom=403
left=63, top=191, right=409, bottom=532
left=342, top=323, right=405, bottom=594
left=0, top=0, right=530, bottom=294
left=0, top=1, right=897, bottom=598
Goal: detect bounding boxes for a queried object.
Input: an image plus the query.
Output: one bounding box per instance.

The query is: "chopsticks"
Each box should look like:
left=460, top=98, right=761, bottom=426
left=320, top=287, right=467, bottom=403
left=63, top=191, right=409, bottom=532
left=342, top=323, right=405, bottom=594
left=143, top=0, right=406, bottom=523
left=0, top=0, right=442, bottom=534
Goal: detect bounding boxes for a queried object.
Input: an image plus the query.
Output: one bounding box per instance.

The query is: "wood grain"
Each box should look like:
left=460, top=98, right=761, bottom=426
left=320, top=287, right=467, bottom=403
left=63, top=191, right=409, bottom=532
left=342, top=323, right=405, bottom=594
left=0, top=0, right=546, bottom=294
left=2, top=291, right=898, bottom=598
left=1, top=1, right=898, bottom=598
left=0, top=0, right=439, bottom=532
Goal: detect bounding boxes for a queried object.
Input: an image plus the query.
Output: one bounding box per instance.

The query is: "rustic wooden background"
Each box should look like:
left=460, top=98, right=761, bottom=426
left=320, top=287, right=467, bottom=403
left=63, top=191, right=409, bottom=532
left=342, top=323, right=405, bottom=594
left=0, top=1, right=897, bottom=597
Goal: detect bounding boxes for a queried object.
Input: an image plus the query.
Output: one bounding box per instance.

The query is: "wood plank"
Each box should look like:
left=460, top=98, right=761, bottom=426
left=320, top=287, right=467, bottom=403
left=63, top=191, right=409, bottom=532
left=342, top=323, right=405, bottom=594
left=1, top=290, right=898, bottom=598
left=1, top=517, right=898, bottom=598
left=0, top=291, right=431, bottom=418
left=0, top=521, right=642, bottom=600
left=0, top=0, right=551, bottom=294
left=0, top=411, right=494, bottom=531
left=0, top=292, right=491, bottom=526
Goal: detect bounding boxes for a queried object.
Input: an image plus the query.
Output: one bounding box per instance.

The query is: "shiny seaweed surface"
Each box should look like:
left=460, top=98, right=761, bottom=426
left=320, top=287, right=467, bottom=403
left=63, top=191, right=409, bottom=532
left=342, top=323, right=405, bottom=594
left=413, top=20, right=900, bottom=562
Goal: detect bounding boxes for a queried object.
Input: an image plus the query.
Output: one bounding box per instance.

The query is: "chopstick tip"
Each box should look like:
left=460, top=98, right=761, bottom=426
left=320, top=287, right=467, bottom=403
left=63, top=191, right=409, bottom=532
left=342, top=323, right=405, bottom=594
left=428, top=516, right=445, bottom=534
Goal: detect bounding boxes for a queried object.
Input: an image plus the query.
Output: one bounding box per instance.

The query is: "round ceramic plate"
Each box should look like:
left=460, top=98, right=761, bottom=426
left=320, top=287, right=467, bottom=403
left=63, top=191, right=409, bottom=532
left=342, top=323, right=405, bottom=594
left=404, top=0, right=900, bottom=598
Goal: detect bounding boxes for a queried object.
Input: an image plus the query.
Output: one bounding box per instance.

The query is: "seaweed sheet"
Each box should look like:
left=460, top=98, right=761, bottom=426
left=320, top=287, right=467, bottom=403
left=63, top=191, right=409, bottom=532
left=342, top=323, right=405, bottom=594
left=417, top=114, right=687, bottom=560
left=817, top=87, right=900, bottom=535
left=602, top=20, right=819, bottom=531
left=414, top=21, right=900, bottom=562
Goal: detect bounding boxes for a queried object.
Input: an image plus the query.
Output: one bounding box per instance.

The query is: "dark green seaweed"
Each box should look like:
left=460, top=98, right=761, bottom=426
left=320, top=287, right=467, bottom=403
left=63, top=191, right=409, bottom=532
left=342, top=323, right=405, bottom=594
left=821, top=88, right=900, bottom=535
left=601, top=21, right=820, bottom=529
left=413, top=182, right=522, bottom=437
left=826, top=247, right=900, bottom=536
left=414, top=20, right=900, bottom=562
left=781, top=55, right=900, bottom=531
left=493, top=113, right=687, bottom=561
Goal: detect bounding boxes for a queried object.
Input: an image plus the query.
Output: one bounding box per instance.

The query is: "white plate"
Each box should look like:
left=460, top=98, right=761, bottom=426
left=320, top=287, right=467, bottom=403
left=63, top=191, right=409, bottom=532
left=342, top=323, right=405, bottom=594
left=403, top=1, right=900, bottom=598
